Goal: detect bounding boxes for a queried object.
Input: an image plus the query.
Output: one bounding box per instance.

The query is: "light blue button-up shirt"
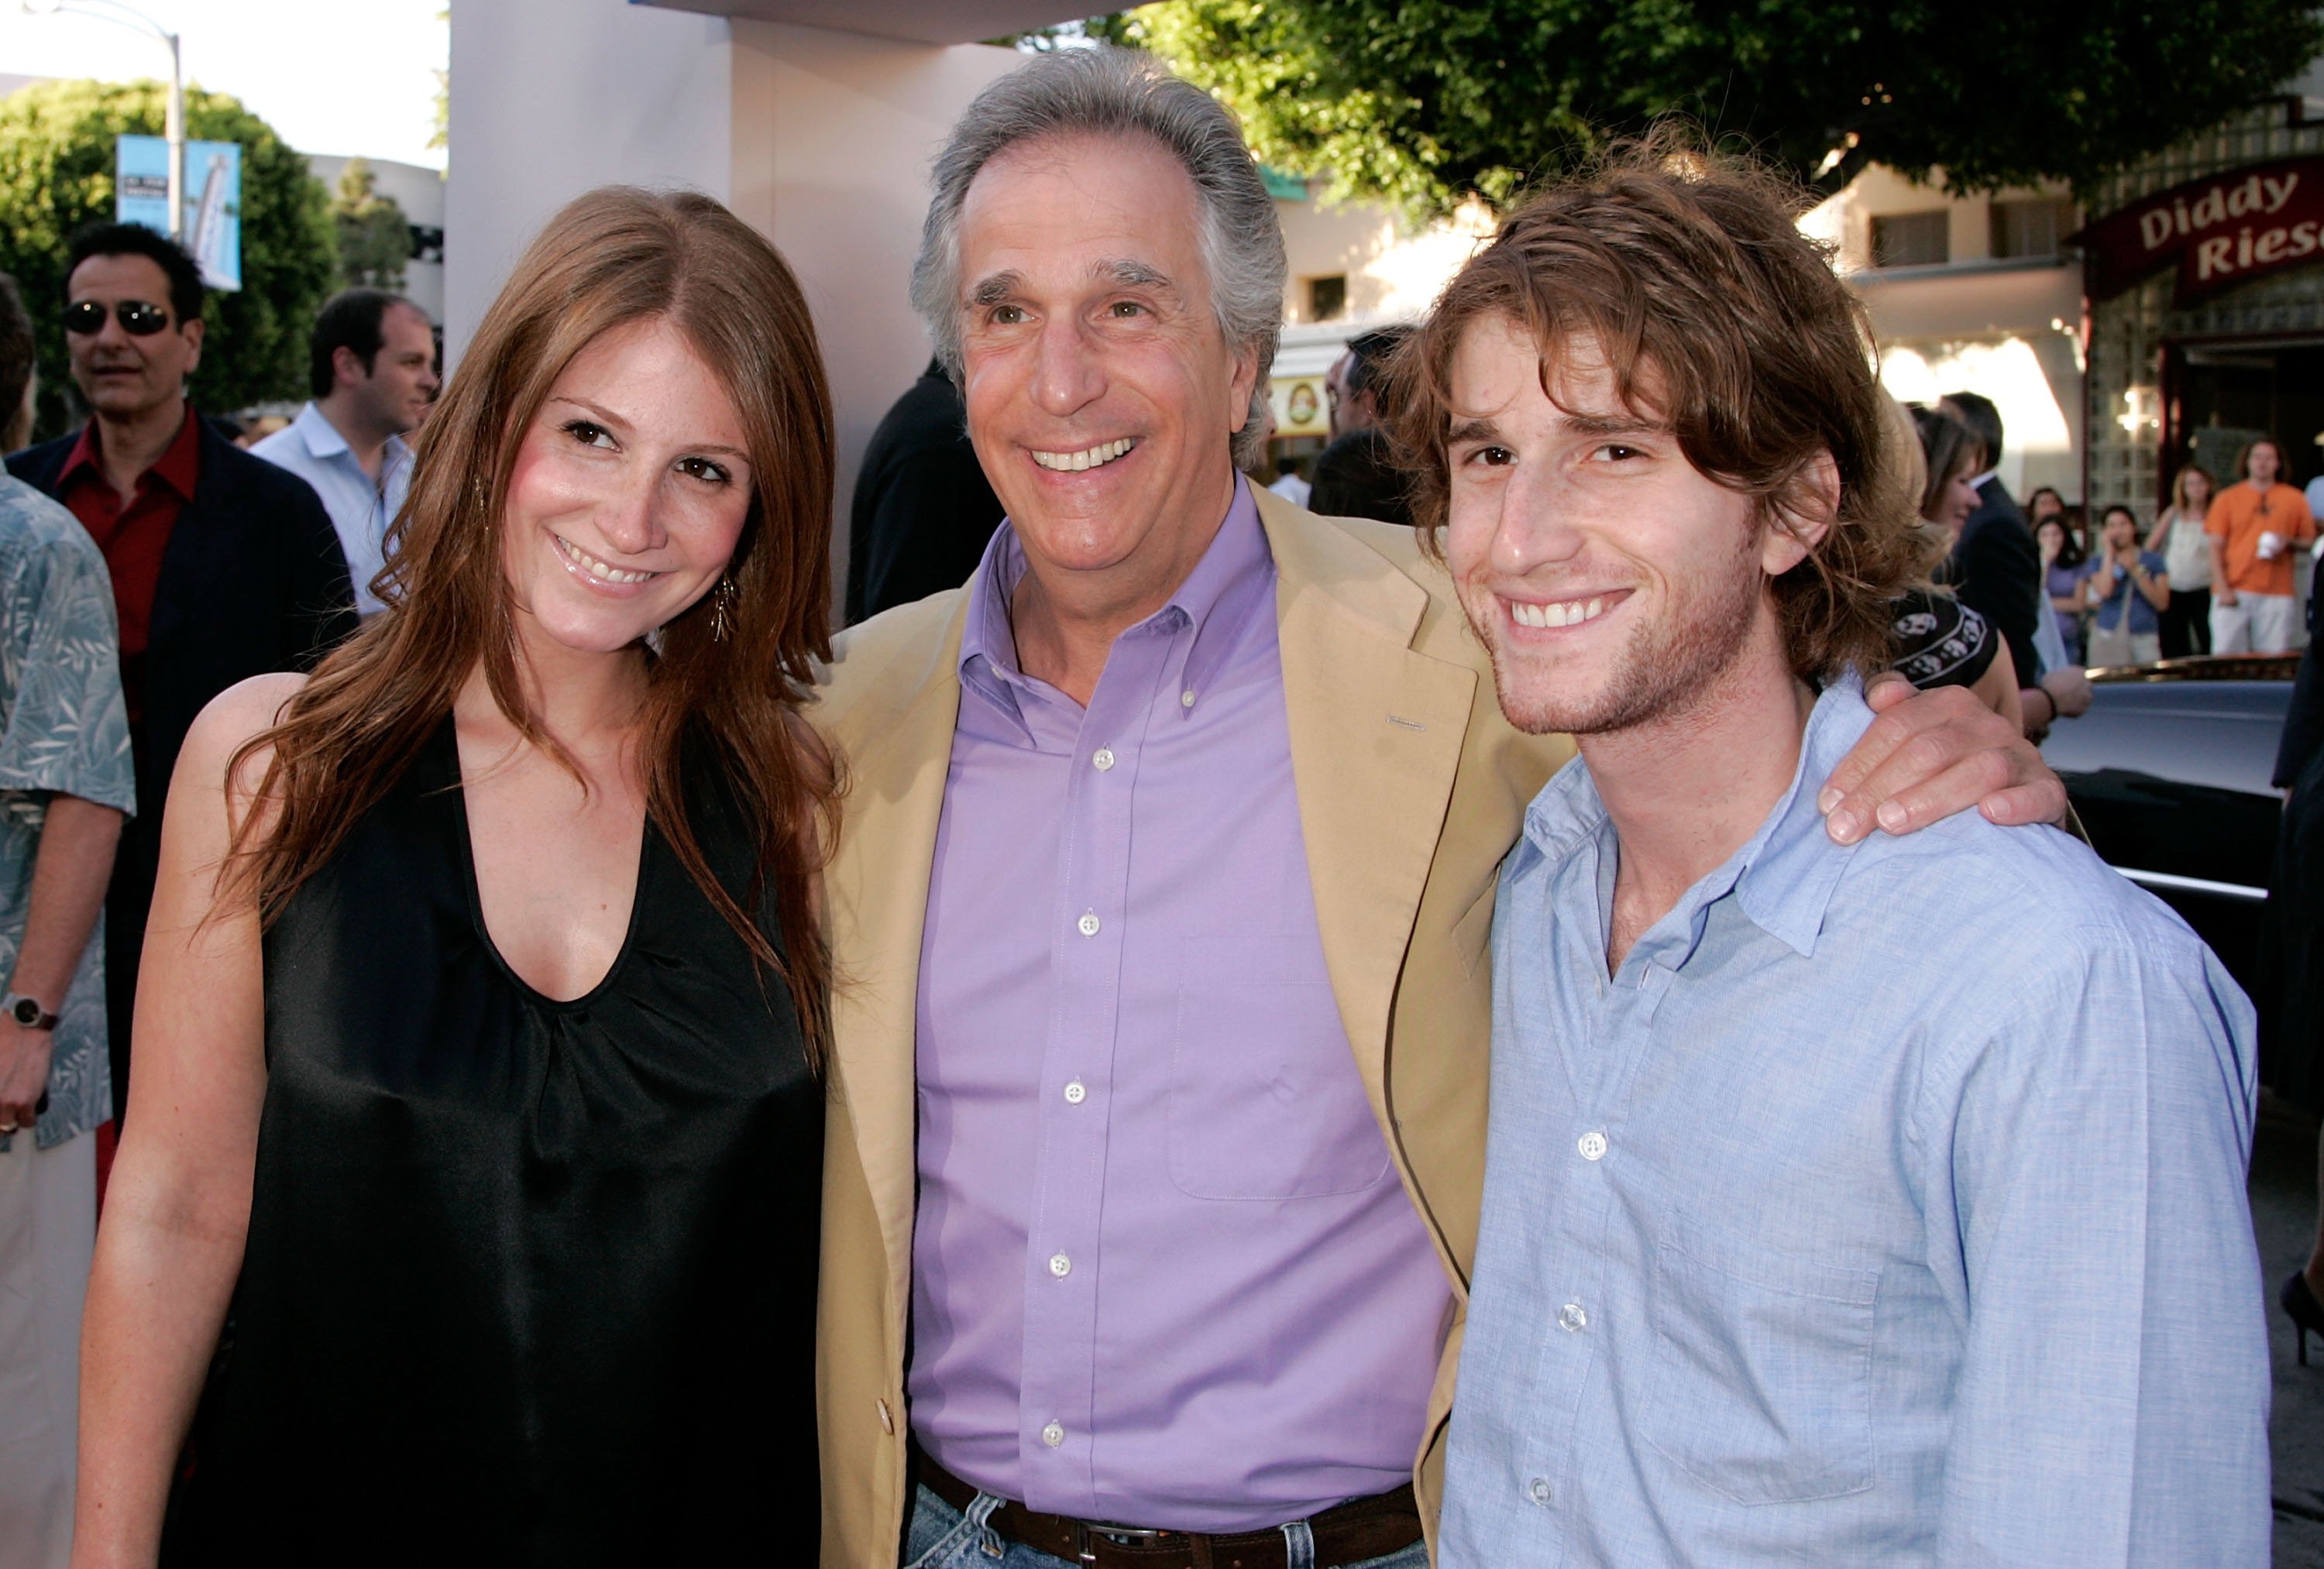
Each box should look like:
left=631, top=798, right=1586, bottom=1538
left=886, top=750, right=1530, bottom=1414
left=249, top=402, right=411, bottom=615
left=1440, top=675, right=2270, bottom=1567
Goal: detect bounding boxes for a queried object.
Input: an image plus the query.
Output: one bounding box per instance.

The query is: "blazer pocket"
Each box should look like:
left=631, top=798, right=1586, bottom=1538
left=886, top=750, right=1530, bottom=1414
left=1638, top=1217, right=1880, bottom=1506
left=1166, top=935, right=1392, bottom=1201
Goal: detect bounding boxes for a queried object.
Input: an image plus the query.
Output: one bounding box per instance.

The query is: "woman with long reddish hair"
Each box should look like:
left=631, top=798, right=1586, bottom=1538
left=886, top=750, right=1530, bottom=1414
left=70, top=187, right=837, bottom=1567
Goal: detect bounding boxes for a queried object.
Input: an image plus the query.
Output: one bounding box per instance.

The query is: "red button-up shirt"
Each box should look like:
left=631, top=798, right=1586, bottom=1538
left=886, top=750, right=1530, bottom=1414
left=54, top=405, right=202, bottom=724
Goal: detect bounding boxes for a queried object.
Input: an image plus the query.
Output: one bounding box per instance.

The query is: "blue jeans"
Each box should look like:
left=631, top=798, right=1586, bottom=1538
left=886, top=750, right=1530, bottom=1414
left=902, top=1481, right=1432, bottom=1569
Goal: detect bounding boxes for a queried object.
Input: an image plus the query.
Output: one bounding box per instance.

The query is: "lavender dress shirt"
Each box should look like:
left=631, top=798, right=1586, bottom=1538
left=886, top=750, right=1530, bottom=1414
left=908, top=481, right=1450, bottom=1532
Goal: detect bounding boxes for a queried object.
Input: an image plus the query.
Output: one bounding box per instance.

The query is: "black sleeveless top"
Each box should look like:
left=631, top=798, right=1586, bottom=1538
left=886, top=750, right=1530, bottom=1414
left=164, top=720, right=820, bottom=1567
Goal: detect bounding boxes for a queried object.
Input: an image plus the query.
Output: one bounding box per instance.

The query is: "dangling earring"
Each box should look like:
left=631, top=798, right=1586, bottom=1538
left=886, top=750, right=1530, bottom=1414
left=710, top=574, right=736, bottom=643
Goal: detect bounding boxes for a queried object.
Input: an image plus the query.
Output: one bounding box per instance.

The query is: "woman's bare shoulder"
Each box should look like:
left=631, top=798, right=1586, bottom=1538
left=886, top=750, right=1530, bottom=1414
left=177, top=672, right=310, bottom=798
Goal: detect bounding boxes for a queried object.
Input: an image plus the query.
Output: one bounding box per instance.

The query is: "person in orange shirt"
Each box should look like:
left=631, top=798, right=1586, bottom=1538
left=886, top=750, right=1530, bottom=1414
left=2206, top=437, right=2316, bottom=654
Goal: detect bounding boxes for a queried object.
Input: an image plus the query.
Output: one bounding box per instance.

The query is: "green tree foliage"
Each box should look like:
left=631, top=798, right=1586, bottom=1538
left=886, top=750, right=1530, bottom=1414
left=998, top=15, right=1141, bottom=49
left=0, top=78, right=335, bottom=441
left=1120, top=0, right=2324, bottom=217
left=330, top=157, right=411, bottom=291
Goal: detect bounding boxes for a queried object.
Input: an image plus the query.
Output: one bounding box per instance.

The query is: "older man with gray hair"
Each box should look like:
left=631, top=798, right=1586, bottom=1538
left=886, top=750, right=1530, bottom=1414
left=810, top=47, right=2067, bottom=1569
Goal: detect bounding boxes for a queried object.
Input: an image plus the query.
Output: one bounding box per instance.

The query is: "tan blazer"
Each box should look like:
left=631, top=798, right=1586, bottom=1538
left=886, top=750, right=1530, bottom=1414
left=810, top=489, right=1572, bottom=1567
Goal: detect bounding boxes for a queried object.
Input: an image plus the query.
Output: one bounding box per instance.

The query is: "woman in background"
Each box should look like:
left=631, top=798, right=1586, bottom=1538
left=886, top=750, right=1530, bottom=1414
left=2147, top=462, right=2216, bottom=657
left=73, top=187, right=837, bottom=1567
left=2037, top=514, right=2090, bottom=664
left=2084, top=503, right=2170, bottom=666
left=1889, top=401, right=2021, bottom=730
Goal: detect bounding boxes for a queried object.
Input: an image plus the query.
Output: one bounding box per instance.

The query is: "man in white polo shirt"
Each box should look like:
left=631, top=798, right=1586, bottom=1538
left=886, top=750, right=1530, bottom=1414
left=252, top=289, right=437, bottom=615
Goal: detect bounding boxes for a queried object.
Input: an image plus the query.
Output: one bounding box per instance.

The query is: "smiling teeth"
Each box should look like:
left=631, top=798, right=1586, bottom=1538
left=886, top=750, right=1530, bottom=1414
left=558, top=536, right=656, bottom=585
left=1031, top=438, right=1135, bottom=472
left=1511, top=596, right=1608, bottom=630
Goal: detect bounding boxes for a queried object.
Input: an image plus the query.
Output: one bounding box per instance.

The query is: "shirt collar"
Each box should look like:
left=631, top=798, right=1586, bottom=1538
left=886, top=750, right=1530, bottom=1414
left=957, top=477, right=1274, bottom=733
left=292, top=400, right=352, bottom=460
left=58, top=403, right=201, bottom=501
left=294, top=401, right=411, bottom=478
left=1967, top=468, right=1999, bottom=491
left=1521, top=672, right=1875, bottom=961
left=55, top=421, right=102, bottom=487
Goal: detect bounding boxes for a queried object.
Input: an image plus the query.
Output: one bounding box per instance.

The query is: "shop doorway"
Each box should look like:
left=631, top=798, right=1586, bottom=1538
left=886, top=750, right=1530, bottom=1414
left=2166, top=335, right=2324, bottom=494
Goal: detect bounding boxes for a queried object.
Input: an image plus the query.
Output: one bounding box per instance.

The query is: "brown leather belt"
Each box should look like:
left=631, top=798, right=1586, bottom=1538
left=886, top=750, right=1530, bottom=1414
left=913, top=1446, right=1423, bottom=1569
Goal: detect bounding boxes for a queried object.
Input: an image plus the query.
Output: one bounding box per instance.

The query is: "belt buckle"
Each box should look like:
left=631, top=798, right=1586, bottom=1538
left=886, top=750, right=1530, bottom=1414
left=1072, top=1519, right=1171, bottom=1563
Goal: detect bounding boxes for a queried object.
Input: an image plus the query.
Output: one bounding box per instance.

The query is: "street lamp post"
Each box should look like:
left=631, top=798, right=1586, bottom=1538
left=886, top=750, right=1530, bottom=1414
left=19, top=0, right=184, bottom=239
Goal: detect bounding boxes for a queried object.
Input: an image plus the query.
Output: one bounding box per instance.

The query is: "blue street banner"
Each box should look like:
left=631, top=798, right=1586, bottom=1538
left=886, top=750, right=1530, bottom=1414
left=115, top=134, right=242, bottom=292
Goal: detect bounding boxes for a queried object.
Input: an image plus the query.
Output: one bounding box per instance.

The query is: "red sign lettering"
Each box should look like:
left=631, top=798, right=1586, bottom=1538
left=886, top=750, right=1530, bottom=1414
left=2070, top=156, right=2324, bottom=306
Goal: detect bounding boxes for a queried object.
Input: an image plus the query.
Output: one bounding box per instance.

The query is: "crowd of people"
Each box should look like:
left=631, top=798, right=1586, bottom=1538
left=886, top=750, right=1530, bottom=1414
left=2002, top=444, right=2319, bottom=668
left=0, top=41, right=2298, bottom=1569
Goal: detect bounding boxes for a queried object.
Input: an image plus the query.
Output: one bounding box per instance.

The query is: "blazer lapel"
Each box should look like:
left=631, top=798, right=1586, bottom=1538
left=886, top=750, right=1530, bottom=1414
left=821, top=599, right=968, bottom=1310
left=1258, top=490, right=1477, bottom=1111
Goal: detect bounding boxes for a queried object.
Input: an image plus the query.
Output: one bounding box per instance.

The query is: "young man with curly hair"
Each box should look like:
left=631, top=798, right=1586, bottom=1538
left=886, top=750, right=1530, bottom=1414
left=1404, top=149, right=2271, bottom=1566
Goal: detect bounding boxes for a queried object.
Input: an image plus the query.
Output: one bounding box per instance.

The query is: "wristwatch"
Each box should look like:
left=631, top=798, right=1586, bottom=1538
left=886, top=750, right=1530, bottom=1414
left=2, top=992, right=58, bottom=1031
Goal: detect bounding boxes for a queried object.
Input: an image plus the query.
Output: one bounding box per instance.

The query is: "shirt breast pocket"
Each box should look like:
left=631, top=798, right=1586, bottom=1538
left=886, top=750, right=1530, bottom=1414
left=1638, top=1217, right=1881, bottom=1505
left=1166, top=934, right=1391, bottom=1201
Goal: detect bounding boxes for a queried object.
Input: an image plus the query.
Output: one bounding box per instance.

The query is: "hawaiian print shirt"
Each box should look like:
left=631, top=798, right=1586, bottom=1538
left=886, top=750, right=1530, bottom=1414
left=0, top=476, right=135, bottom=1151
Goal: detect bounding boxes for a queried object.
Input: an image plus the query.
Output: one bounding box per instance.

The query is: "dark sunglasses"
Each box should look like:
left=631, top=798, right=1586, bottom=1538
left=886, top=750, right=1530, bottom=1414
left=62, top=299, right=172, bottom=337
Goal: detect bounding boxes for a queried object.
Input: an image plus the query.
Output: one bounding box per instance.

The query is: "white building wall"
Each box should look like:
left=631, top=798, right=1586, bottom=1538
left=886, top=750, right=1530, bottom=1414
left=727, top=22, right=1020, bottom=581
left=1805, top=170, right=2088, bottom=503
left=1277, top=193, right=1492, bottom=331
left=445, top=1, right=736, bottom=357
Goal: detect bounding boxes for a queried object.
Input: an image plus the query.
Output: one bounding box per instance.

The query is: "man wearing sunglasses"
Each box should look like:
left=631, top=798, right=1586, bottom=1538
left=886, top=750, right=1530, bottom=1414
left=5, top=222, right=356, bottom=1121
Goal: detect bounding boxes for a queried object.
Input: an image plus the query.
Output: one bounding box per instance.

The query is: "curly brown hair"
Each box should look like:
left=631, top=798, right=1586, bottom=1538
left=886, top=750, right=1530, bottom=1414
left=1390, top=132, right=1922, bottom=682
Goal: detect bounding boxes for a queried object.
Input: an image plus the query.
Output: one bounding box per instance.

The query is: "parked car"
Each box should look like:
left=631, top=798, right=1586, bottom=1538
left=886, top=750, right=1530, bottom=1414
left=2039, top=653, right=2297, bottom=1005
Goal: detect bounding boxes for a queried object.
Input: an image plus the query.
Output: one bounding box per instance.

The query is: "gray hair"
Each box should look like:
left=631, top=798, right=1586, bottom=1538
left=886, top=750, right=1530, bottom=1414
left=911, top=46, right=1286, bottom=468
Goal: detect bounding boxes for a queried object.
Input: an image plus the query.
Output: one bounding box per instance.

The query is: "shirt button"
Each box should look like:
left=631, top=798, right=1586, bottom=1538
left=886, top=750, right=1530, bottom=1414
left=1637, top=965, right=1652, bottom=990
left=1048, top=1252, right=1071, bottom=1278
left=1528, top=1476, right=1553, bottom=1507
left=1041, top=1421, right=1065, bottom=1448
left=1077, top=912, right=1101, bottom=937
left=1063, top=1080, right=1087, bottom=1104
left=1180, top=688, right=1196, bottom=709
left=1092, top=746, right=1116, bottom=771
left=1558, top=1302, right=1590, bottom=1333
left=1577, top=1131, right=1608, bottom=1162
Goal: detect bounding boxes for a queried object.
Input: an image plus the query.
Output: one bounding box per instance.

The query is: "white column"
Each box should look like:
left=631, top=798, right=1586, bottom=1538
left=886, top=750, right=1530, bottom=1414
left=444, top=0, right=737, bottom=358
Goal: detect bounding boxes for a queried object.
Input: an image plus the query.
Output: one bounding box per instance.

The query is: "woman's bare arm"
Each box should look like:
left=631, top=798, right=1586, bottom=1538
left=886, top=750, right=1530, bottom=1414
left=72, top=674, right=302, bottom=1569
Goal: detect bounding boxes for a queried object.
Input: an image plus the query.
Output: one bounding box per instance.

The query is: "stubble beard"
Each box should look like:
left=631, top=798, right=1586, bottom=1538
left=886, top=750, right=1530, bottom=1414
left=1465, top=524, right=1767, bottom=739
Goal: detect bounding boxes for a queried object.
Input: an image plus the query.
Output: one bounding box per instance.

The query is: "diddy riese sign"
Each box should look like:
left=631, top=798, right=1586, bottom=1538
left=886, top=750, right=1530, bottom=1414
left=2072, top=156, right=2324, bottom=306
